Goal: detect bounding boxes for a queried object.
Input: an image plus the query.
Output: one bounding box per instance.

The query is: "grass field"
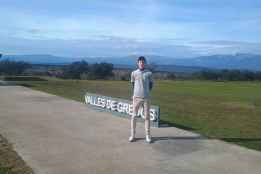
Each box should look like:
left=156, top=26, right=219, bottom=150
left=12, top=77, right=261, bottom=151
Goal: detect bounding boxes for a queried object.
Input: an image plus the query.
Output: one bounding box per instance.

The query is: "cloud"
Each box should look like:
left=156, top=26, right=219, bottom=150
left=0, top=0, right=260, bottom=57
left=0, top=34, right=199, bottom=58
left=186, top=40, right=261, bottom=55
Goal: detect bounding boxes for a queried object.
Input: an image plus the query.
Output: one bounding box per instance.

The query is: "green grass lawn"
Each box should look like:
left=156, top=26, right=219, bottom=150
left=13, top=77, right=261, bottom=151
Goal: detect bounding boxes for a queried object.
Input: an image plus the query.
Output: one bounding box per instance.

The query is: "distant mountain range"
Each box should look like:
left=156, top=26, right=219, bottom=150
left=113, top=64, right=210, bottom=74
left=172, top=53, right=261, bottom=71
left=2, top=54, right=73, bottom=65
left=2, top=53, right=261, bottom=72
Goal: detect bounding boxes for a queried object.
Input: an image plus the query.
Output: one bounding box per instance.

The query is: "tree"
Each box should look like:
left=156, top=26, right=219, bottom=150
left=255, top=71, right=261, bottom=80
left=147, top=62, right=157, bottom=72
left=61, top=61, right=114, bottom=80
left=167, top=72, right=176, bottom=80
left=0, top=60, right=31, bottom=75
left=89, top=62, right=113, bottom=79
left=62, top=60, right=89, bottom=79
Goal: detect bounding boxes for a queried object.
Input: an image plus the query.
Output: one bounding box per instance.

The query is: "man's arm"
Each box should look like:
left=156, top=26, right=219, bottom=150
left=149, top=72, right=153, bottom=91
left=149, top=81, right=153, bottom=90
left=131, top=72, right=135, bottom=90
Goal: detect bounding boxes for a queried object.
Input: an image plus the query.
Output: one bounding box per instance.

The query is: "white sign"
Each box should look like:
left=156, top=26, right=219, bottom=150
left=85, top=95, right=158, bottom=121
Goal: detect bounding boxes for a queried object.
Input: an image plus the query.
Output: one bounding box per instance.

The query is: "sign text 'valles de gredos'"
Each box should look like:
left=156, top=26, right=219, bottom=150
left=84, top=92, right=160, bottom=127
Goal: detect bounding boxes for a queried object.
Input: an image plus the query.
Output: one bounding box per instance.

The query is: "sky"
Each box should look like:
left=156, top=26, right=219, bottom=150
left=0, top=0, right=261, bottom=58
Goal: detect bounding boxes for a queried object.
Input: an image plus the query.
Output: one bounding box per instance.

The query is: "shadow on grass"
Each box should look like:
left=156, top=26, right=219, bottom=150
left=159, top=120, right=196, bottom=131
left=219, top=138, right=261, bottom=142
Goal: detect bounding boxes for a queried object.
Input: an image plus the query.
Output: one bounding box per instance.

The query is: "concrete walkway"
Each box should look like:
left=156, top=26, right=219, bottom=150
left=0, top=86, right=260, bottom=174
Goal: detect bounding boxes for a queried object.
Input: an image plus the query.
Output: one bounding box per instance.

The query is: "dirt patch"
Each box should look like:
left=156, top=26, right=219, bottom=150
left=0, top=134, right=34, bottom=174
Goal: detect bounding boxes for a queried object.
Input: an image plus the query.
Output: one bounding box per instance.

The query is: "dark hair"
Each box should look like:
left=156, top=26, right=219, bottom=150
left=137, top=56, right=146, bottom=63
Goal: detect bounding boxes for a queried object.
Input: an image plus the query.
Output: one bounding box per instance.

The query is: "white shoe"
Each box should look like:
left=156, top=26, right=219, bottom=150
left=129, top=136, right=135, bottom=142
left=146, top=135, right=152, bottom=143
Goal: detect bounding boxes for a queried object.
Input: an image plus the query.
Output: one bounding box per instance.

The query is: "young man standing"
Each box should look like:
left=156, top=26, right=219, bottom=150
left=129, top=56, right=153, bottom=143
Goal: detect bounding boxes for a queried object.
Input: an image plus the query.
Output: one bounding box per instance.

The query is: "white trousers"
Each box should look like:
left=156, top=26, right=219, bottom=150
left=130, top=97, right=150, bottom=137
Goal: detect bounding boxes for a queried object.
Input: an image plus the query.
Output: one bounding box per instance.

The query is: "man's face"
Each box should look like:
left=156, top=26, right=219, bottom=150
left=138, top=60, right=145, bottom=70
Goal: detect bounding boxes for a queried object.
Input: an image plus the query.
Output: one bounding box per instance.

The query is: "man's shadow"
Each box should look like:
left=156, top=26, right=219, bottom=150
left=142, top=121, right=261, bottom=144
left=159, top=120, right=195, bottom=131
left=132, top=135, right=205, bottom=144
left=132, top=120, right=205, bottom=143
left=153, top=135, right=204, bottom=141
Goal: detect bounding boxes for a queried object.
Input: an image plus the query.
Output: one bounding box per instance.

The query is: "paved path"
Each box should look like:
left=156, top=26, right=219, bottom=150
left=0, top=86, right=260, bottom=174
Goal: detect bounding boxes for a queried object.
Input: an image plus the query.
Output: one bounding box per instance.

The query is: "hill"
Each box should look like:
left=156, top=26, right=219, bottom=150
left=2, top=53, right=261, bottom=72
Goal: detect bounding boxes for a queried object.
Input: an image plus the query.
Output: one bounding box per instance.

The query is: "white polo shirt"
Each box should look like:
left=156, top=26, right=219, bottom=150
left=131, top=69, right=153, bottom=99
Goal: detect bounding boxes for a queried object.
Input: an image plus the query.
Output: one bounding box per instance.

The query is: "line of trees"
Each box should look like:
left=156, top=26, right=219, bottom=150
left=1, top=55, right=261, bottom=81
left=0, top=60, right=31, bottom=75
left=193, top=69, right=261, bottom=81
left=61, top=60, right=114, bottom=80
